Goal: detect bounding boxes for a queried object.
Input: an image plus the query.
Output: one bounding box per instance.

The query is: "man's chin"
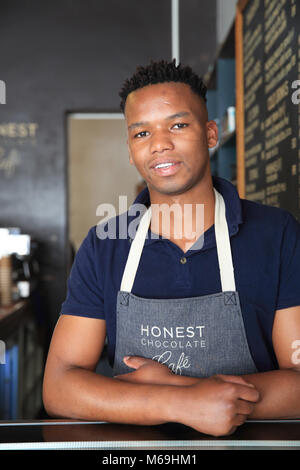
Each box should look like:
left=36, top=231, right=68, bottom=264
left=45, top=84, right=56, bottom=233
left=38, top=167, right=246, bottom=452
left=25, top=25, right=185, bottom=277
left=148, top=180, right=199, bottom=198
left=149, top=185, right=187, bottom=197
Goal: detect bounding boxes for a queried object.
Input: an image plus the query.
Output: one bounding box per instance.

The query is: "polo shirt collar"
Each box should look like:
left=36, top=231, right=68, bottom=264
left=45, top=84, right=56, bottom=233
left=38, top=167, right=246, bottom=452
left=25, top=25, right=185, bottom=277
left=129, top=176, right=243, bottom=250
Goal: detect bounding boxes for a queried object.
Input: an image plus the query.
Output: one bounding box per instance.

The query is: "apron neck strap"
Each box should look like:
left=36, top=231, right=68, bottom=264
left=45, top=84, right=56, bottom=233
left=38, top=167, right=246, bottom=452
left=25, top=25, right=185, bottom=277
left=120, top=189, right=236, bottom=293
left=213, top=188, right=236, bottom=292
left=120, top=206, right=152, bottom=293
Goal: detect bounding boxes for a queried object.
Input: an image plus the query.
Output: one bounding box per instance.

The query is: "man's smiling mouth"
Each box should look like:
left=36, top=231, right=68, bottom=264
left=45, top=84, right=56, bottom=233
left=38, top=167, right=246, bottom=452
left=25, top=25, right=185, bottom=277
left=155, top=162, right=175, bottom=169
left=151, top=160, right=182, bottom=175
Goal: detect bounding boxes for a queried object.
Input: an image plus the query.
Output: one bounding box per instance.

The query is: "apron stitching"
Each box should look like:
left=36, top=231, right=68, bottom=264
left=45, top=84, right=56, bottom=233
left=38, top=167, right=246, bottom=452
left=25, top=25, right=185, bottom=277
left=224, top=292, right=237, bottom=305
left=119, top=291, right=224, bottom=304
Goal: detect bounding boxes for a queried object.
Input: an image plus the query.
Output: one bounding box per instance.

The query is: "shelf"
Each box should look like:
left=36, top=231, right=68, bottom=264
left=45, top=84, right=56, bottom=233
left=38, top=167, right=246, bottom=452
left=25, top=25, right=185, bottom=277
left=209, top=129, right=236, bottom=158
left=221, top=129, right=236, bottom=145
left=0, top=297, right=44, bottom=419
left=204, top=14, right=237, bottom=185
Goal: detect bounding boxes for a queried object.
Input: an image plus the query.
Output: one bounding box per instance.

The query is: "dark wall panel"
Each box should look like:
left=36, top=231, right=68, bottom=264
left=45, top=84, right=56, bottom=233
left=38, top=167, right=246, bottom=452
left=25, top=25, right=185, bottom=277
left=0, top=0, right=172, bottom=337
left=180, top=0, right=217, bottom=77
left=0, top=0, right=216, bottom=340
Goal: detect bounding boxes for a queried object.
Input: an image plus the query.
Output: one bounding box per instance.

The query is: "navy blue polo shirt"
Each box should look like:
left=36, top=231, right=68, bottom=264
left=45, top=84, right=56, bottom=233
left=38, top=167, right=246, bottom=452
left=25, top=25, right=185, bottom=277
left=61, top=176, right=300, bottom=372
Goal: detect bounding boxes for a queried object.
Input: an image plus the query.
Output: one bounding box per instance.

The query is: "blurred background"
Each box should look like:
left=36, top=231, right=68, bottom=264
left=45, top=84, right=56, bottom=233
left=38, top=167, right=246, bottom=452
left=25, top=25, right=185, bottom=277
left=0, top=0, right=273, bottom=419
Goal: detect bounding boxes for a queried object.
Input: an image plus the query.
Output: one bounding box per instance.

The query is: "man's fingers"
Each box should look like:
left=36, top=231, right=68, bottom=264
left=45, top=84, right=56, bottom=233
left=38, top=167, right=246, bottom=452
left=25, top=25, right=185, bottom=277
left=234, top=414, right=247, bottom=427
left=217, top=374, right=255, bottom=387
left=123, top=355, right=152, bottom=369
left=235, top=383, right=260, bottom=403
left=236, top=399, right=255, bottom=416
left=217, top=374, right=259, bottom=403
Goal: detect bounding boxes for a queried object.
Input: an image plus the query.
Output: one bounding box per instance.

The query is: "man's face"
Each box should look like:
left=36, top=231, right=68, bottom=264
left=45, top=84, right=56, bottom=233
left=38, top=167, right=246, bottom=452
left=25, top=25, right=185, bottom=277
left=125, top=82, right=218, bottom=199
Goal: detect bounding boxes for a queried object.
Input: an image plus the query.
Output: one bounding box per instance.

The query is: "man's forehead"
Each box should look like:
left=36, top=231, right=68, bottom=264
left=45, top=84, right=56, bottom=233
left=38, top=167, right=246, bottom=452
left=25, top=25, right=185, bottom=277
left=127, top=81, right=193, bottom=102
left=125, top=83, right=207, bottom=124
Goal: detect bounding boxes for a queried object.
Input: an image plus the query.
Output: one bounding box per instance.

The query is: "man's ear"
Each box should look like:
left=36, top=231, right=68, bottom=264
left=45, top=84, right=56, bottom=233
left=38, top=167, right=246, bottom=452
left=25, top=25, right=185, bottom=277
left=206, top=120, right=218, bottom=148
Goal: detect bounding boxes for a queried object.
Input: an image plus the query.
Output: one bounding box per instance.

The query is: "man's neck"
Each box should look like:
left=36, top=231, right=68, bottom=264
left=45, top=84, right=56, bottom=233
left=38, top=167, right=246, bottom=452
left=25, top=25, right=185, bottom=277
left=148, top=177, right=215, bottom=253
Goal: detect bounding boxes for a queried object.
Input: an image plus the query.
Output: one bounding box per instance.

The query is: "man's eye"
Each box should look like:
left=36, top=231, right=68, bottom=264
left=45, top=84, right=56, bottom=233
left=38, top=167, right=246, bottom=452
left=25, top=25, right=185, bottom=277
left=173, top=123, right=188, bottom=129
left=134, top=131, right=149, bottom=138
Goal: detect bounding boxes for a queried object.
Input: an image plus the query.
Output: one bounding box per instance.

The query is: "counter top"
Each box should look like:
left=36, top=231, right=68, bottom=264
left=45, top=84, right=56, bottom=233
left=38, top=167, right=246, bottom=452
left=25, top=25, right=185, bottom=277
left=1, top=419, right=300, bottom=450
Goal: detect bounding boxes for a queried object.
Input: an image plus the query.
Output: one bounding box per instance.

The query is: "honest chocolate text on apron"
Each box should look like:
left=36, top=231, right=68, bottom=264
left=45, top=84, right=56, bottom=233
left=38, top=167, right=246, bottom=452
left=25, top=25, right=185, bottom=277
left=113, top=189, right=257, bottom=378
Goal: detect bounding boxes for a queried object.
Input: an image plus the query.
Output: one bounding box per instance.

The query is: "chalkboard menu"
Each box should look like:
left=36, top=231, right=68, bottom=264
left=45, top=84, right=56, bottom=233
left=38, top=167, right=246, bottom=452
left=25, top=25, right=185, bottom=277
left=236, top=0, right=300, bottom=221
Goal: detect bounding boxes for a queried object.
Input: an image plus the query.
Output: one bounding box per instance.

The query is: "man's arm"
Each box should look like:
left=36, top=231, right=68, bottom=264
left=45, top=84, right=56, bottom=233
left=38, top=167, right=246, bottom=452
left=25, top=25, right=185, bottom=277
left=240, top=305, right=300, bottom=419
left=120, top=306, right=300, bottom=419
left=116, top=306, right=300, bottom=420
left=42, top=314, right=259, bottom=436
left=42, top=315, right=171, bottom=425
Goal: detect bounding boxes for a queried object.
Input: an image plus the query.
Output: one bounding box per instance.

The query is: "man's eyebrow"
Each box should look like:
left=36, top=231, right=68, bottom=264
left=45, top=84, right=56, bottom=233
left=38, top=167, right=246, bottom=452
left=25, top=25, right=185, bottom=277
left=128, top=112, right=191, bottom=130
left=166, top=111, right=191, bottom=120
left=128, top=121, right=148, bottom=131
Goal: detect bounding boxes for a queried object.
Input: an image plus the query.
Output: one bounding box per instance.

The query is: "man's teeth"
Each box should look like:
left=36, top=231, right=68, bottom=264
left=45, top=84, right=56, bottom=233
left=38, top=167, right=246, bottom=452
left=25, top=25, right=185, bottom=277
left=155, top=162, right=175, bottom=169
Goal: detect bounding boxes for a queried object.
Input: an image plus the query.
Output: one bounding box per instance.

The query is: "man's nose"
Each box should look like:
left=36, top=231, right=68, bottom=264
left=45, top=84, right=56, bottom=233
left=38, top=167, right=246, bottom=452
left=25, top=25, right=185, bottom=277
left=150, top=130, right=174, bottom=154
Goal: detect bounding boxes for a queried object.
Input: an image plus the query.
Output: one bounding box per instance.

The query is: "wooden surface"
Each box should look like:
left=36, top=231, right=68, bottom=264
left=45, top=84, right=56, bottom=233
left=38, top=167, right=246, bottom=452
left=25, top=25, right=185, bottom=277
left=0, top=419, right=300, bottom=450
left=235, top=1, right=249, bottom=198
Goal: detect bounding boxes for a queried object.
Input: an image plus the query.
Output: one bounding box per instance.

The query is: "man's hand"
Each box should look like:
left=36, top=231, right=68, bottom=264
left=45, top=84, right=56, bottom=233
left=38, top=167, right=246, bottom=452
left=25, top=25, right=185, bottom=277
left=114, top=356, right=177, bottom=385
left=115, top=356, right=260, bottom=436
left=173, top=375, right=260, bottom=436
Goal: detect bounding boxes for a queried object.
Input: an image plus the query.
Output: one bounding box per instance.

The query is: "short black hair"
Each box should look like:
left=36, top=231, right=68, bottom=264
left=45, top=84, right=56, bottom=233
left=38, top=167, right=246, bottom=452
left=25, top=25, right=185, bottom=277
left=119, top=59, right=207, bottom=112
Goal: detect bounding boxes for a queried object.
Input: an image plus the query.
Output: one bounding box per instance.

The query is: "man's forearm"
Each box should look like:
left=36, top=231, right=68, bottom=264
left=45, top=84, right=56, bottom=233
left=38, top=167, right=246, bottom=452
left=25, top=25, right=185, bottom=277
left=151, top=367, right=300, bottom=419
left=167, top=369, right=300, bottom=419
left=43, top=366, right=176, bottom=425
left=43, top=364, right=262, bottom=436
left=241, top=369, right=300, bottom=419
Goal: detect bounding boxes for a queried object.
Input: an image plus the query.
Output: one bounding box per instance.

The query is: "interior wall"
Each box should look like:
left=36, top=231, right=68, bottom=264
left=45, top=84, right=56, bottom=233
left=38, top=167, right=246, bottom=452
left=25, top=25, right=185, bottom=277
left=68, top=116, right=141, bottom=251
left=0, top=0, right=217, bottom=340
left=216, top=0, right=237, bottom=45
left=180, top=0, right=217, bottom=76
left=0, top=0, right=171, bottom=338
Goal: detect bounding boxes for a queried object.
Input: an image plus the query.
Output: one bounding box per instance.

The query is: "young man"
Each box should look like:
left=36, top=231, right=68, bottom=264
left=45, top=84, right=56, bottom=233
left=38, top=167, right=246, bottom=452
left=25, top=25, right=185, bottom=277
left=43, top=60, right=300, bottom=437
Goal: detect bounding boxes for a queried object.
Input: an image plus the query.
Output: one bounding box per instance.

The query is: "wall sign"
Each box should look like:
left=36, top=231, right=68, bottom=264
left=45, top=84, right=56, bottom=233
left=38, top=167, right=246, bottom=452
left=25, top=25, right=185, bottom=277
left=0, top=122, right=38, bottom=178
left=236, top=0, right=300, bottom=221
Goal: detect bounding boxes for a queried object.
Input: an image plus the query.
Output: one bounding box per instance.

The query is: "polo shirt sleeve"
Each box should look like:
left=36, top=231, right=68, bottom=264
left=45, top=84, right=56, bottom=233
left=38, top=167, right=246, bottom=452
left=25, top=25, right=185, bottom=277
left=276, top=212, right=300, bottom=310
left=60, top=227, right=105, bottom=319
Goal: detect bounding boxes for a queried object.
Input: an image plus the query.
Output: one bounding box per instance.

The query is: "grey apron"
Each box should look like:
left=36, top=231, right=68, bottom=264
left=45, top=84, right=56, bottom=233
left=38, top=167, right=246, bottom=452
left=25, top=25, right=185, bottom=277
left=113, top=189, right=257, bottom=378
